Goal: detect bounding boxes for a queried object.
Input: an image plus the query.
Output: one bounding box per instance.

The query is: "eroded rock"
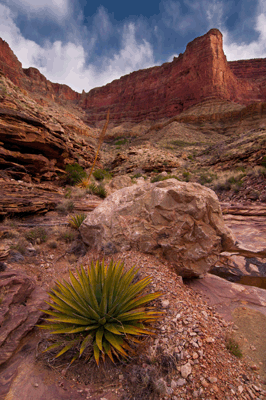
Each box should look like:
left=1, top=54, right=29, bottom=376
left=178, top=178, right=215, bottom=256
left=80, top=179, right=235, bottom=277
left=0, top=269, right=49, bottom=366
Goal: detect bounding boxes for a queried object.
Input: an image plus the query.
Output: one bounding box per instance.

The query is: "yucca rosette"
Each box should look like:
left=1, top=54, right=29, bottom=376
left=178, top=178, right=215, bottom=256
left=40, top=260, right=162, bottom=365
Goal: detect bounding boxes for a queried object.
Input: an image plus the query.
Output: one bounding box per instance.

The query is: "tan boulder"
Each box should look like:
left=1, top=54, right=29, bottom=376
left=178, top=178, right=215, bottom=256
left=80, top=179, right=235, bottom=277
left=106, top=174, right=133, bottom=194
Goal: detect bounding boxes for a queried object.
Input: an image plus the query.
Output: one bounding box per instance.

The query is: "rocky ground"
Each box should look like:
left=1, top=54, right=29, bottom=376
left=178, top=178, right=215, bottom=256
left=1, top=30, right=266, bottom=400
left=0, top=184, right=266, bottom=400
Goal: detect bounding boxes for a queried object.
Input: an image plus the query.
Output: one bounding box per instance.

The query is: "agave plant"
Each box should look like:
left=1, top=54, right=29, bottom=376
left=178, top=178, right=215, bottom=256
left=40, top=260, right=162, bottom=365
left=69, top=213, right=86, bottom=229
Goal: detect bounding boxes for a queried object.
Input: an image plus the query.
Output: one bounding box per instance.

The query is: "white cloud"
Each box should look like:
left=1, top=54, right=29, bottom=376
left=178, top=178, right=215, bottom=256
left=1, top=0, right=70, bottom=21
left=93, top=6, right=113, bottom=39
left=223, top=6, right=266, bottom=60
left=162, top=0, right=224, bottom=34
left=100, top=23, right=155, bottom=78
left=0, top=5, right=155, bottom=92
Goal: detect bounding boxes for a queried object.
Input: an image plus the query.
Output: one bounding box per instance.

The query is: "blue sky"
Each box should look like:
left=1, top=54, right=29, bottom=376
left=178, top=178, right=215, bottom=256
left=0, top=0, right=266, bottom=93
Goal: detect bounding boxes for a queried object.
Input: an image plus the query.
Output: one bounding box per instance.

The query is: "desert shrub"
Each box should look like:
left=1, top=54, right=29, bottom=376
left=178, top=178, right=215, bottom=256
left=261, top=156, right=266, bottom=168
left=115, top=138, right=127, bottom=146
left=93, top=169, right=112, bottom=181
left=151, top=174, right=164, bottom=183
left=65, top=163, right=87, bottom=185
left=25, top=227, right=47, bottom=244
left=151, top=174, right=180, bottom=183
left=132, top=173, right=142, bottom=179
left=59, top=229, right=76, bottom=243
left=226, top=338, right=242, bottom=358
left=87, top=183, right=107, bottom=198
left=39, top=260, right=162, bottom=365
left=199, top=173, right=216, bottom=185
left=213, top=171, right=246, bottom=193
left=71, top=188, right=87, bottom=199
left=96, top=184, right=107, bottom=198
left=48, top=240, right=58, bottom=249
left=10, top=238, right=28, bottom=255
left=64, top=188, right=72, bottom=198
left=182, top=171, right=190, bottom=182
left=56, top=200, right=75, bottom=215
left=69, top=213, right=86, bottom=229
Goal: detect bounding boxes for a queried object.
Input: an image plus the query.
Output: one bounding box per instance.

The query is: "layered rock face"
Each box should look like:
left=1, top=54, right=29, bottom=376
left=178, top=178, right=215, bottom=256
left=81, top=29, right=256, bottom=122
left=0, top=38, right=80, bottom=102
left=1, top=30, right=266, bottom=124
left=0, top=269, right=48, bottom=366
left=0, top=107, right=96, bottom=181
left=80, top=179, right=235, bottom=277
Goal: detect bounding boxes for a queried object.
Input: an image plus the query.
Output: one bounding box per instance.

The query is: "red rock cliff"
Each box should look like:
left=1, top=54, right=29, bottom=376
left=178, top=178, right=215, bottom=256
left=0, top=38, right=80, bottom=102
left=1, top=30, right=266, bottom=123
left=80, top=29, right=261, bottom=122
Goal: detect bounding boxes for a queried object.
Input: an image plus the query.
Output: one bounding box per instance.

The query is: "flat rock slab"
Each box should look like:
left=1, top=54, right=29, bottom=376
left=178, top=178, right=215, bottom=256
left=186, top=273, right=266, bottom=321
left=212, top=205, right=266, bottom=282
left=223, top=214, right=266, bottom=254
left=221, top=202, right=266, bottom=217
left=0, top=335, right=118, bottom=400
left=187, top=274, right=266, bottom=382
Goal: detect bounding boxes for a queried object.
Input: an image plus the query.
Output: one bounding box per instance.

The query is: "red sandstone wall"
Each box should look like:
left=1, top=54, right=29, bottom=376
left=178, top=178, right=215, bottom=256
left=1, top=30, right=266, bottom=123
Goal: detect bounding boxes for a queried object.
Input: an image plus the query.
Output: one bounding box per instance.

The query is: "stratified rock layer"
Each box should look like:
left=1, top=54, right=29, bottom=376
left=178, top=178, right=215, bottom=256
left=0, top=269, right=49, bottom=366
left=1, top=29, right=266, bottom=123
left=80, top=179, right=235, bottom=277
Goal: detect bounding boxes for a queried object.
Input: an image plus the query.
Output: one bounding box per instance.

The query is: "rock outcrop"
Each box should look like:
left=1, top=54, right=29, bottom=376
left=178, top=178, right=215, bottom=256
left=0, top=107, right=95, bottom=181
left=81, top=29, right=257, bottom=123
left=0, top=179, right=62, bottom=217
left=0, top=38, right=80, bottom=102
left=80, top=179, right=235, bottom=277
left=0, top=269, right=49, bottom=366
left=0, top=72, right=98, bottom=182
left=1, top=30, right=266, bottom=124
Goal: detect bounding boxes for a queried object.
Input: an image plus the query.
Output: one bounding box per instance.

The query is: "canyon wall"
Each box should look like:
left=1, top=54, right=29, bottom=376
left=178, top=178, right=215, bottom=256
left=1, top=30, right=266, bottom=123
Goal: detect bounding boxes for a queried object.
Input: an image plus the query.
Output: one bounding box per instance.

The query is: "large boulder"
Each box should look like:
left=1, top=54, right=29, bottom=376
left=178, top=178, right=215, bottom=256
left=80, top=179, right=235, bottom=277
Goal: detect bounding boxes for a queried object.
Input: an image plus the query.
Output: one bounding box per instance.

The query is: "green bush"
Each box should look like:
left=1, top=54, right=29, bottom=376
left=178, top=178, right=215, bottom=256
left=199, top=173, right=215, bottom=185
left=182, top=171, right=190, bottom=182
left=226, top=338, right=242, bottom=358
left=69, top=213, right=86, bottom=229
left=114, top=138, right=127, bottom=146
left=39, top=260, right=162, bottom=365
left=88, top=183, right=107, bottom=198
left=93, top=169, right=112, bottom=181
left=151, top=174, right=180, bottom=183
left=261, top=156, right=266, bottom=168
left=56, top=200, right=74, bottom=215
left=25, top=227, right=47, bottom=244
left=65, top=163, right=87, bottom=185
left=132, top=173, right=142, bottom=179
left=59, top=229, right=76, bottom=243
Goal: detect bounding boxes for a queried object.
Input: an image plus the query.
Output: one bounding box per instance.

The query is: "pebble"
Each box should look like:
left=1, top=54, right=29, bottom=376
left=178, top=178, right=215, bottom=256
left=177, top=378, right=187, bottom=386
left=180, top=362, right=192, bottom=379
left=171, top=380, right=177, bottom=389
left=208, top=376, right=218, bottom=383
left=238, top=386, right=244, bottom=394
left=200, top=378, right=209, bottom=388
left=161, top=300, right=170, bottom=308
